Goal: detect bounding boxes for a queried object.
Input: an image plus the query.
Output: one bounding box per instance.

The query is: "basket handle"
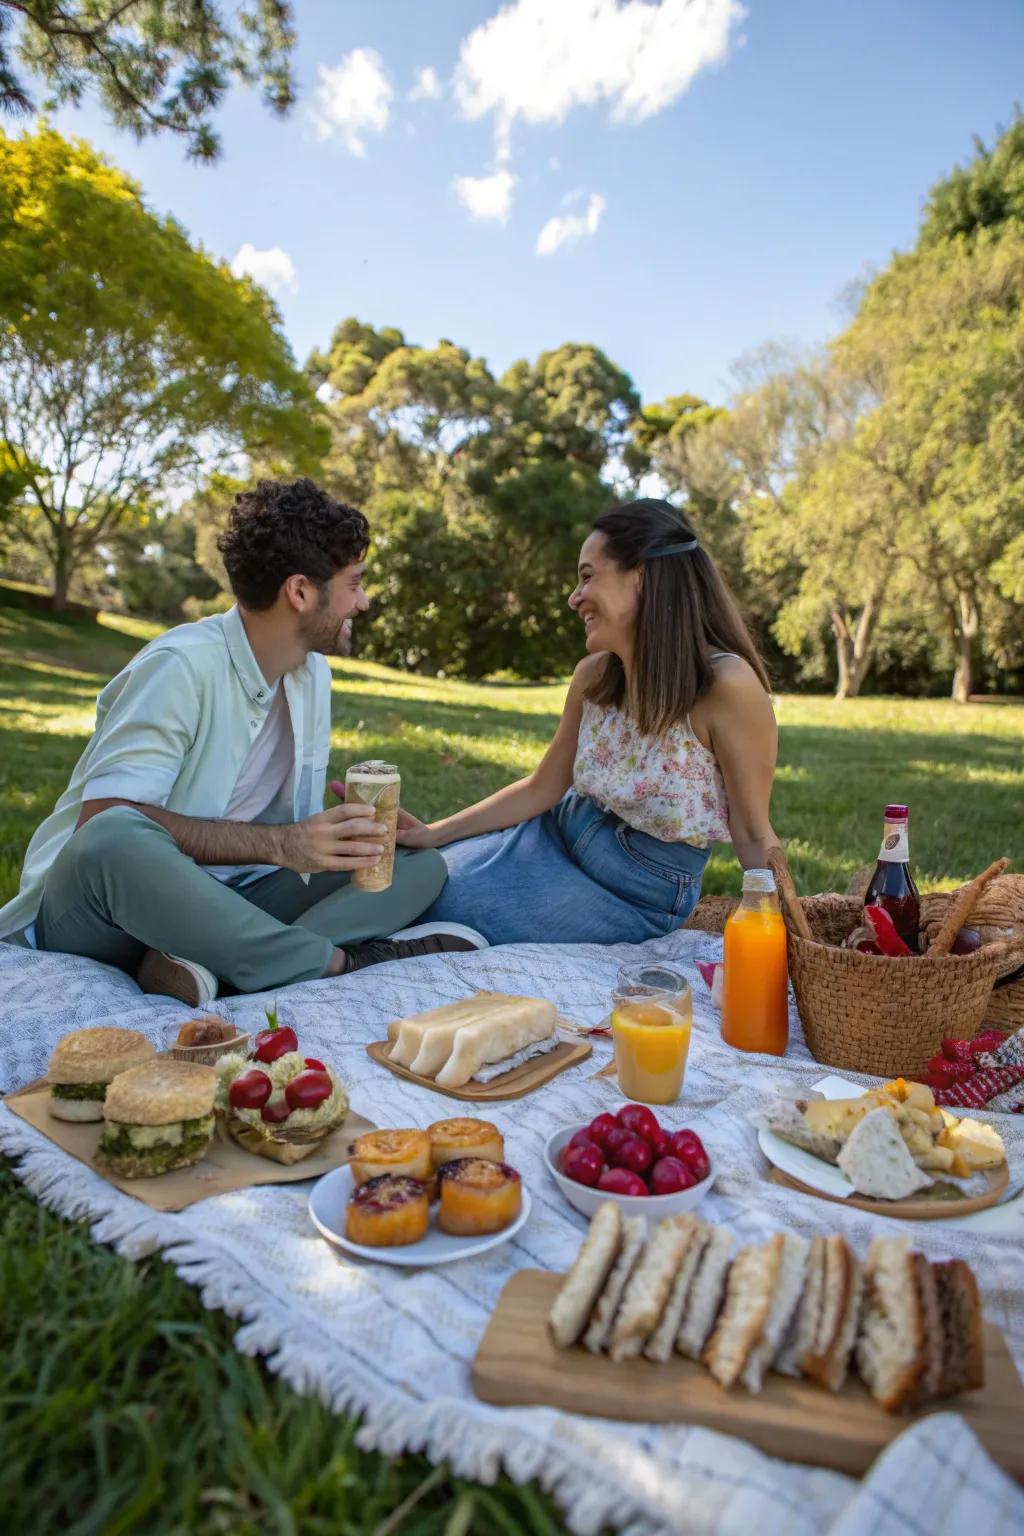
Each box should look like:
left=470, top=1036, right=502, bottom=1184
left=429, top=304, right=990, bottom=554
left=928, top=858, right=1009, bottom=956
left=767, top=847, right=815, bottom=941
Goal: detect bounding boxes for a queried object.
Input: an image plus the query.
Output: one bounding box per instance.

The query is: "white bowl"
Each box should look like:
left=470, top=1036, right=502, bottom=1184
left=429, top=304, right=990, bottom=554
left=544, top=1116, right=715, bottom=1224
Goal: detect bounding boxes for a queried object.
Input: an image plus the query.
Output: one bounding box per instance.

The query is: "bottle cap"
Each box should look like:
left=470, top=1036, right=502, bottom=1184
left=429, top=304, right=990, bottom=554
left=742, top=868, right=777, bottom=894
left=884, top=804, right=909, bottom=820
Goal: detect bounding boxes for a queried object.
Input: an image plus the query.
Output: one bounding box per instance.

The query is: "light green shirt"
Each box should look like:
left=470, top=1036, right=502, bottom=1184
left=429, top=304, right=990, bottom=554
left=0, top=606, right=332, bottom=940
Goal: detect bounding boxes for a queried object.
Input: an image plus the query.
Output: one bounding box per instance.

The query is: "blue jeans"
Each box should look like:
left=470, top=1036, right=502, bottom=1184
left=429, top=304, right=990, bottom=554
left=421, top=791, right=711, bottom=945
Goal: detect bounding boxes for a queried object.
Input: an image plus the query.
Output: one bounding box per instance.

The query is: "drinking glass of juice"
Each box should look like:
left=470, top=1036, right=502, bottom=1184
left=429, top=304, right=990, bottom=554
left=610, top=969, right=692, bottom=1104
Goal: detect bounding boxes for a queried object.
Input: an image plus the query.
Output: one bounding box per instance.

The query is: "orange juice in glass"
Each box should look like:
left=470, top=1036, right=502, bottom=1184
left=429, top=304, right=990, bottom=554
left=720, top=868, right=789, bottom=1056
left=611, top=964, right=692, bottom=1104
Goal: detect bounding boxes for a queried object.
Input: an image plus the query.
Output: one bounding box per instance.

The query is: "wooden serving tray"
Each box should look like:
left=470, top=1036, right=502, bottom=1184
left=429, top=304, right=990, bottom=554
left=769, top=1160, right=1009, bottom=1220
left=472, top=1270, right=1024, bottom=1482
left=366, top=1037, right=591, bottom=1101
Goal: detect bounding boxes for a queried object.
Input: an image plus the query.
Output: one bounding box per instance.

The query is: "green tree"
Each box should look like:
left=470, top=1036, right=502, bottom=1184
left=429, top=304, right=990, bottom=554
left=0, top=1, right=295, bottom=160
left=0, top=125, right=326, bottom=609
left=112, top=508, right=219, bottom=618
left=920, top=110, right=1024, bottom=245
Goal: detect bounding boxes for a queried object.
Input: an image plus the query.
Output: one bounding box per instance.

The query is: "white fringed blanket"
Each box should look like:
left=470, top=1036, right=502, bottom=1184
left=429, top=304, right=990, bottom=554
left=2, top=930, right=1022, bottom=1536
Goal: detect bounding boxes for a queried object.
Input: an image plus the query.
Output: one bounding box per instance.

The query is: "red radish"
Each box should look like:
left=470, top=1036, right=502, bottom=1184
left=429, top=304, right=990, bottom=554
left=284, top=1069, right=333, bottom=1112
left=649, top=1156, right=696, bottom=1195
left=609, top=1133, right=653, bottom=1176
left=616, top=1104, right=661, bottom=1142
left=667, top=1129, right=710, bottom=1182
left=597, top=1167, right=648, bottom=1197
left=228, top=1069, right=272, bottom=1110
left=260, top=1097, right=292, bottom=1124
left=561, top=1143, right=605, bottom=1187
left=587, top=1112, right=619, bottom=1149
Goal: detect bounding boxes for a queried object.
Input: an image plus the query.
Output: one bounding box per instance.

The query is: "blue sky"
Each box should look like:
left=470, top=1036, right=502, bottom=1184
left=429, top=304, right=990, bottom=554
left=50, top=0, right=1022, bottom=407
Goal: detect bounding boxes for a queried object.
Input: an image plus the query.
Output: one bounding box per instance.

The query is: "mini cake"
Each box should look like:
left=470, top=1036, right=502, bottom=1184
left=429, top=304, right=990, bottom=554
left=437, top=1157, right=522, bottom=1236
left=427, top=1118, right=504, bottom=1173
left=346, top=1174, right=429, bottom=1246
left=349, top=1129, right=431, bottom=1186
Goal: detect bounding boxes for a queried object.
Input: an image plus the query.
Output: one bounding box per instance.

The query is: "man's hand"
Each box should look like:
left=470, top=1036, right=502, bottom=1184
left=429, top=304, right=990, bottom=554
left=331, top=778, right=441, bottom=850
left=276, top=804, right=386, bottom=874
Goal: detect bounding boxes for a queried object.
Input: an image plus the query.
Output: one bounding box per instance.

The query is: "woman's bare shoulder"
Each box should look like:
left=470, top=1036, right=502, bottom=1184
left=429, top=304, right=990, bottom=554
left=570, top=653, right=607, bottom=689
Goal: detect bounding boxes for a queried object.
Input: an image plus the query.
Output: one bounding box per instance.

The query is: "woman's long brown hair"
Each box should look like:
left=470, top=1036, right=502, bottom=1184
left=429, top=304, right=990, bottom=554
left=585, top=499, right=770, bottom=736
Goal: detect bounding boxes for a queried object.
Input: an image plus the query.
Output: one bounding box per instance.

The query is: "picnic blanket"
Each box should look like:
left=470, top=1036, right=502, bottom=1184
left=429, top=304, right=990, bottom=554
left=2, top=929, right=1023, bottom=1536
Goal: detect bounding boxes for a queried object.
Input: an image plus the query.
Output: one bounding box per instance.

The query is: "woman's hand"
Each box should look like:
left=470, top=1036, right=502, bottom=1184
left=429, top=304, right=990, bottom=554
left=396, top=808, right=443, bottom=848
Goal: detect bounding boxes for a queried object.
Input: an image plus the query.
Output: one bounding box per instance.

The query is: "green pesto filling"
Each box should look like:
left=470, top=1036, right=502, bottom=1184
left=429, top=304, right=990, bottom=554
left=51, top=1080, right=107, bottom=1101
left=97, top=1116, right=214, bottom=1170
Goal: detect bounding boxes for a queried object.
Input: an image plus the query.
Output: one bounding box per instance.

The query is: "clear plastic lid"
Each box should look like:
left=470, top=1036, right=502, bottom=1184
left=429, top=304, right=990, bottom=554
left=741, top=868, right=777, bottom=894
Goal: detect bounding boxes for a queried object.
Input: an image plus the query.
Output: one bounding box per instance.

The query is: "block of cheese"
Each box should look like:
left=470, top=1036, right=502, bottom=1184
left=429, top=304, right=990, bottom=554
left=434, top=997, right=558, bottom=1089
left=938, top=1117, right=1005, bottom=1175
left=802, top=1097, right=873, bottom=1142
left=387, top=996, right=492, bottom=1071
left=836, top=1107, right=933, bottom=1199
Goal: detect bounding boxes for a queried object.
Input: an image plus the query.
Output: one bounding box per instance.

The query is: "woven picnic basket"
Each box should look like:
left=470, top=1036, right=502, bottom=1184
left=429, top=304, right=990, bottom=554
left=765, top=850, right=1018, bottom=1077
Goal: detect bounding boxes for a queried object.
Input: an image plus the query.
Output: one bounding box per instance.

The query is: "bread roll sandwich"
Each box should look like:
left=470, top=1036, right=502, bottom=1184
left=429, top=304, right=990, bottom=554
left=95, top=1060, right=216, bottom=1178
left=47, top=1026, right=156, bottom=1121
left=386, top=993, right=558, bottom=1088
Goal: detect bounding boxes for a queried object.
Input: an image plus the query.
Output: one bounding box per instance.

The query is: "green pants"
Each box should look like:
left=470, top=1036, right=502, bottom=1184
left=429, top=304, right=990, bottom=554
left=34, top=806, right=448, bottom=993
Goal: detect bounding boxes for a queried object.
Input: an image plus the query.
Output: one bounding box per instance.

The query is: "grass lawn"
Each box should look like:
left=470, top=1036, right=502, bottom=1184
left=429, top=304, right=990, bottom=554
left=2, top=603, right=1022, bottom=1533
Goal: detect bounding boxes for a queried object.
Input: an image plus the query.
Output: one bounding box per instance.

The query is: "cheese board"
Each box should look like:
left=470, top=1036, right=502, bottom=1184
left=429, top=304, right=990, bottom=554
left=472, top=1269, right=1024, bottom=1482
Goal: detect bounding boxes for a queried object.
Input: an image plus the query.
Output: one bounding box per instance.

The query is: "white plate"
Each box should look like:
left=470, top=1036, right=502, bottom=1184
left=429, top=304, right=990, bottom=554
left=308, top=1165, right=531, bottom=1266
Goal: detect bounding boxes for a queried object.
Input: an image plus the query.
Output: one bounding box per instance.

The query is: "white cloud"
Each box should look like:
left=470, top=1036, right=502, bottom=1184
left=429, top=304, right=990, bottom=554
left=312, top=48, right=393, bottom=154
left=453, top=168, right=518, bottom=222
left=454, top=0, right=742, bottom=152
left=409, top=65, right=443, bottom=101
left=230, top=243, right=297, bottom=294
left=536, top=192, right=606, bottom=255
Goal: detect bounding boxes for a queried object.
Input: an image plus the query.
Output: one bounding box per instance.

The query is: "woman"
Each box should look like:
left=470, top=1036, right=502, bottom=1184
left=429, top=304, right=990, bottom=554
left=398, top=498, right=779, bottom=945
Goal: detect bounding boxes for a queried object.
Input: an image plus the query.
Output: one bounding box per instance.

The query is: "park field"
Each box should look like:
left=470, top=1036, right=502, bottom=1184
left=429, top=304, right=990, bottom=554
left=1, top=603, right=1022, bottom=1533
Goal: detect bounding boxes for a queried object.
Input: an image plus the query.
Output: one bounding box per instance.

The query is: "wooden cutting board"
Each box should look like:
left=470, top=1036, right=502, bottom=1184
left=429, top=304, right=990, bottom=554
left=769, top=1161, right=1009, bottom=1220
left=472, top=1270, right=1024, bottom=1482
left=366, top=1037, right=591, bottom=1101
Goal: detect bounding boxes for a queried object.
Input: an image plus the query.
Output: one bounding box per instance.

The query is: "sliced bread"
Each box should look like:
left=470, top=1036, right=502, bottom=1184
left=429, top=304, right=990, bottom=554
left=703, top=1234, right=783, bottom=1389
left=548, top=1202, right=622, bottom=1347
left=677, top=1225, right=732, bottom=1360
left=855, top=1235, right=926, bottom=1411
left=775, top=1234, right=826, bottom=1377
left=741, top=1233, right=810, bottom=1392
left=644, top=1217, right=709, bottom=1363
left=610, top=1216, right=693, bottom=1363
left=583, top=1216, right=646, bottom=1354
left=932, top=1259, right=985, bottom=1398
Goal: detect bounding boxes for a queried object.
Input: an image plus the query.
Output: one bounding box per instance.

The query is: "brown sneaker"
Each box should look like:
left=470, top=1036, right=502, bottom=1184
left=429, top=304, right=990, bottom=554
left=343, top=922, right=488, bottom=974
left=136, top=949, right=219, bottom=1005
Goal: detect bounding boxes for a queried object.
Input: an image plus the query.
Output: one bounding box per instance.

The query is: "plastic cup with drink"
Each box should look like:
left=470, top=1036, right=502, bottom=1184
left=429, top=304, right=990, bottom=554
left=345, top=760, right=401, bottom=892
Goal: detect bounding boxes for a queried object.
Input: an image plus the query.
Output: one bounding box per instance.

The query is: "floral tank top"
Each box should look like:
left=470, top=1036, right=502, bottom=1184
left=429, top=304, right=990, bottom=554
left=572, top=686, right=732, bottom=849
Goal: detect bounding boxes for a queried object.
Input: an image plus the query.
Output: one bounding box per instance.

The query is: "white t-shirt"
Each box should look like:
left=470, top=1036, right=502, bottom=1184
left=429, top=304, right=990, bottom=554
left=205, top=683, right=294, bottom=884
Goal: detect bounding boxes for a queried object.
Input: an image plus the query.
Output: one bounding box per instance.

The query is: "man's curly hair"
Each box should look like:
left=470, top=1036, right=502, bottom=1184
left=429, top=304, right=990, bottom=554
left=217, top=479, right=370, bottom=609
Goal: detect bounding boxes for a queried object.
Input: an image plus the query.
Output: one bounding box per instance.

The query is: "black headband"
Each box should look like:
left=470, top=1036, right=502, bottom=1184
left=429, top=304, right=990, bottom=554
left=646, top=537, right=699, bottom=558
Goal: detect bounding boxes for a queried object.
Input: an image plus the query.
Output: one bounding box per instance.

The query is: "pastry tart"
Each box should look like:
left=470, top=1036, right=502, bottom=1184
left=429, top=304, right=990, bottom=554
left=427, top=1117, right=504, bottom=1173
left=345, top=1174, right=429, bottom=1246
left=349, top=1128, right=431, bottom=1186
left=437, top=1157, right=522, bottom=1236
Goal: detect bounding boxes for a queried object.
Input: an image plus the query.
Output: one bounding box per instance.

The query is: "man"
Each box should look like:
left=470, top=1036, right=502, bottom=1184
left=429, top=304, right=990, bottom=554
left=0, top=478, right=483, bottom=1004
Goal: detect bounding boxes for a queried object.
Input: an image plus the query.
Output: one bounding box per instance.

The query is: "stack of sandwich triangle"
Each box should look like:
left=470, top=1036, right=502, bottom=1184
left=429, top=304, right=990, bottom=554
left=549, top=1204, right=984, bottom=1411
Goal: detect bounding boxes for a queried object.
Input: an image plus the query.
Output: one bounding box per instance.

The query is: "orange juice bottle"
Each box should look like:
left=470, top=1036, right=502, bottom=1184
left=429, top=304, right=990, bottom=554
left=721, top=868, right=789, bottom=1055
left=611, top=989, right=692, bottom=1104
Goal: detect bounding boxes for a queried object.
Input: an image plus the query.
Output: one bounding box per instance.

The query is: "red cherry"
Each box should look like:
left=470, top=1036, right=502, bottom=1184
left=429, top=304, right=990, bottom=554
left=561, top=1143, right=605, bottom=1187
left=260, top=1096, right=292, bottom=1124
left=304, top=1056, right=326, bottom=1071
left=567, top=1128, right=600, bottom=1153
left=617, top=1104, right=661, bottom=1142
left=647, top=1124, right=670, bottom=1158
left=228, top=1069, right=273, bottom=1111
left=604, top=1126, right=634, bottom=1159
left=253, top=1024, right=298, bottom=1063
left=284, top=1068, right=333, bottom=1112
left=650, top=1156, right=696, bottom=1196
left=609, top=1133, right=653, bottom=1176
left=668, top=1130, right=710, bottom=1182
left=597, top=1167, right=648, bottom=1197
left=587, top=1112, right=619, bottom=1149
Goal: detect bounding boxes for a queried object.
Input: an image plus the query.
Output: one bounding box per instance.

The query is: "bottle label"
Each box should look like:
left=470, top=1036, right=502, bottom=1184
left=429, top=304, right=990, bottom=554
left=877, top=823, right=910, bottom=863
